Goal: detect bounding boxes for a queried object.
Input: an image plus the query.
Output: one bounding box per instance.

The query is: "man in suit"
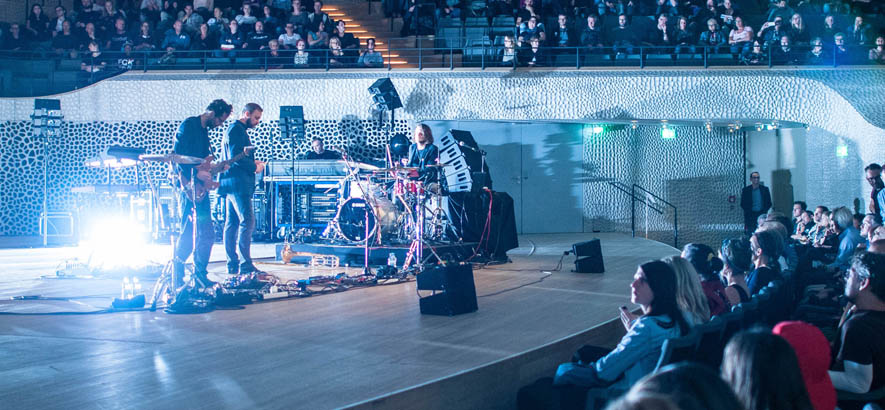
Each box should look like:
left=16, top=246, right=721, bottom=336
left=219, top=103, right=264, bottom=275
left=741, top=171, right=772, bottom=234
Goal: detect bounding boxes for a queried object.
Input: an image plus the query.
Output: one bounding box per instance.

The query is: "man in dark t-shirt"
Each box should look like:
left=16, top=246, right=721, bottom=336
left=304, top=137, right=341, bottom=160
left=830, top=251, right=885, bottom=409
left=172, top=99, right=233, bottom=291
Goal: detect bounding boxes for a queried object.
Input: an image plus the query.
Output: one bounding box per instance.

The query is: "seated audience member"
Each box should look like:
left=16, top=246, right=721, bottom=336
left=140, top=0, right=162, bottom=24
left=161, top=1, right=181, bottom=25
left=761, top=215, right=796, bottom=271
left=609, top=14, right=636, bottom=55
left=265, top=39, right=287, bottom=68
left=819, top=14, right=839, bottom=45
left=327, top=36, right=348, bottom=67
left=788, top=13, right=809, bottom=45
left=854, top=213, right=865, bottom=232
left=518, top=261, right=689, bottom=410
left=114, top=42, right=138, bottom=71
left=519, top=17, right=546, bottom=44
left=834, top=33, right=857, bottom=64
left=288, top=0, right=309, bottom=32
left=655, top=0, right=685, bottom=18
left=758, top=16, right=788, bottom=48
left=81, top=22, right=101, bottom=51
left=207, top=7, right=229, bottom=34
left=827, top=206, right=866, bottom=272
left=717, top=0, right=737, bottom=30
left=162, top=20, right=191, bottom=52
left=580, top=15, right=605, bottom=52
left=683, top=243, right=729, bottom=316
left=309, top=0, right=334, bottom=34
left=334, top=20, right=360, bottom=55
left=191, top=23, right=216, bottom=51
left=178, top=4, right=204, bottom=36
left=218, top=20, right=246, bottom=57
left=106, top=18, right=131, bottom=52
left=748, top=229, right=782, bottom=295
left=500, top=35, right=518, bottom=66
left=77, top=0, right=101, bottom=29
left=278, top=23, right=302, bottom=49
left=728, top=16, right=753, bottom=55
left=26, top=4, right=51, bottom=43
left=245, top=21, right=272, bottom=50
left=292, top=38, right=311, bottom=67
left=673, top=16, right=695, bottom=55
left=50, top=6, right=69, bottom=37
left=698, top=18, right=726, bottom=53
left=81, top=41, right=109, bottom=74
left=357, top=38, right=383, bottom=68
left=741, top=40, right=766, bottom=65
left=805, top=37, right=830, bottom=65
left=773, top=321, right=837, bottom=410
left=435, top=0, right=461, bottom=21
left=766, top=0, right=794, bottom=23
left=519, top=35, right=546, bottom=66
left=828, top=252, right=885, bottom=408
left=307, top=20, right=330, bottom=49
left=845, top=15, right=869, bottom=46
left=871, top=36, right=885, bottom=64
left=609, top=362, right=743, bottom=410
left=792, top=210, right=814, bottom=241
left=772, top=35, right=799, bottom=65
left=793, top=200, right=808, bottom=227
left=720, top=238, right=753, bottom=305
left=861, top=214, right=883, bottom=246
left=722, top=330, right=814, bottom=410
left=235, top=4, right=258, bottom=30
left=663, top=256, right=711, bottom=324
left=53, top=20, right=81, bottom=57
left=515, top=0, right=540, bottom=27
left=262, top=5, right=280, bottom=34
left=647, top=14, right=674, bottom=52
left=596, top=0, right=619, bottom=17
left=548, top=14, right=576, bottom=50
left=133, top=22, right=158, bottom=51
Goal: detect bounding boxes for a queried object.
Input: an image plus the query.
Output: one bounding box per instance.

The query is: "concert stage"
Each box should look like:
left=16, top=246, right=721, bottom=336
left=0, top=233, right=678, bottom=410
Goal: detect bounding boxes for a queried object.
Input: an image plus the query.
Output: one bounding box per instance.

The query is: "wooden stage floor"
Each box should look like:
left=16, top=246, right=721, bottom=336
left=0, top=233, right=678, bottom=410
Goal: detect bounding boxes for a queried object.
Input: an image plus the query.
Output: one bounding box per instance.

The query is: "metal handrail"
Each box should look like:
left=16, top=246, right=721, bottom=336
left=631, top=184, right=678, bottom=248
left=607, top=181, right=665, bottom=215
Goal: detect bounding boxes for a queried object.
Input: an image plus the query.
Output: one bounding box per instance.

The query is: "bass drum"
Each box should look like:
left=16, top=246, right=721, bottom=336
left=336, top=197, right=397, bottom=242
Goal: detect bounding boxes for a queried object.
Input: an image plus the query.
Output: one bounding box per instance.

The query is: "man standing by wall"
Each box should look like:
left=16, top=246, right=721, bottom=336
left=741, top=171, right=772, bottom=234
left=866, top=163, right=884, bottom=221
left=219, top=103, right=264, bottom=275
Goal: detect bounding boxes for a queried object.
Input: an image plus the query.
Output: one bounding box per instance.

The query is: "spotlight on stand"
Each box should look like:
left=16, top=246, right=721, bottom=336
left=368, top=78, right=402, bottom=111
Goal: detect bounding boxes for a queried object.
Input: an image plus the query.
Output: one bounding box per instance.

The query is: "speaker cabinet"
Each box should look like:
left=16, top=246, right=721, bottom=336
left=417, top=263, right=478, bottom=316
left=573, top=239, right=605, bottom=273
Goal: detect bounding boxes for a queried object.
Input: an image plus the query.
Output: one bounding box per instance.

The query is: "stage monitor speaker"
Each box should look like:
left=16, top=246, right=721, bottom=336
left=573, top=239, right=605, bottom=273
left=417, top=263, right=478, bottom=316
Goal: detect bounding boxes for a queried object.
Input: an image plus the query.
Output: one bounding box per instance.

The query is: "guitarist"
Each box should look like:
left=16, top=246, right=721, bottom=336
left=172, top=99, right=233, bottom=290
left=219, top=103, right=265, bottom=275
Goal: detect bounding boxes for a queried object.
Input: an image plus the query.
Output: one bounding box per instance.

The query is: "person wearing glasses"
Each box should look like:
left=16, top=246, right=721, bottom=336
left=741, top=171, right=772, bottom=234
left=865, top=163, right=884, bottom=220
left=828, top=252, right=885, bottom=407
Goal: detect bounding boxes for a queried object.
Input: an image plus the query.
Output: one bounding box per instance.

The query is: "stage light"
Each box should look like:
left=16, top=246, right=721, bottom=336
left=704, top=120, right=713, bottom=132
left=80, top=216, right=152, bottom=272
left=630, top=120, right=639, bottom=130
left=755, top=122, right=764, bottom=131
left=592, top=125, right=605, bottom=134
left=836, top=145, right=848, bottom=157
left=661, top=126, right=676, bottom=139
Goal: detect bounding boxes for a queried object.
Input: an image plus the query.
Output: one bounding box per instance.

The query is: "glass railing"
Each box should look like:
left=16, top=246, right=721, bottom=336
left=0, top=44, right=881, bottom=96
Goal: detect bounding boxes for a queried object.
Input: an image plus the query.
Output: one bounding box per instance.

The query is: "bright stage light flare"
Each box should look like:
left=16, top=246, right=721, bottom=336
left=80, top=217, right=154, bottom=272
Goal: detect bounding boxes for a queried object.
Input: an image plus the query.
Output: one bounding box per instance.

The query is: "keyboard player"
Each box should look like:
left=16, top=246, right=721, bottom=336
left=303, top=137, right=341, bottom=160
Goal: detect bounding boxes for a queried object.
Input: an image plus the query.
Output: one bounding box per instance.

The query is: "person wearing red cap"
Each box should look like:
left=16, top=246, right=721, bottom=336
left=773, top=321, right=837, bottom=410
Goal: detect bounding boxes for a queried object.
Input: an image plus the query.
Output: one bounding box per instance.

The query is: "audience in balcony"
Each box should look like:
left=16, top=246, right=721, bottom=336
left=499, top=35, right=517, bottom=65
left=673, top=16, right=695, bottom=55
left=357, top=37, right=383, bottom=67
left=99, top=0, right=127, bottom=36
left=789, top=13, right=810, bottom=45
left=80, top=41, right=108, bottom=73
left=334, top=20, right=360, bottom=55
left=207, top=7, right=229, bottom=33
left=580, top=15, right=604, bottom=52
left=845, top=15, right=870, bottom=46
left=262, top=5, right=281, bottom=34
left=219, top=19, right=245, bottom=56
left=516, top=0, right=540, bottom=27
left=549, top=14, right=576, bottom=50
left=52, top=21, right=81, bottom=57
left=292, top=38, right=310, bottom=66
left=820, top=14, right=839, bottom=45
left=106, top=18, right=131, bottom=52
left=288, top=0, right=309, bottom=33
left=699, top=18, right=726, bottom=53
left=133, top=21, right=158, bottom=51
left=327, top=36, right=347, bottom=66
left=308, top=0, right=333, bottom=34
left=245, top=20, right=271, bottom=50
left=26, top=4, right=51, bottom=44
left=519, top=35, right=546, bottom=66
left=609, top=14, right=636, bottom=55
left=728, top=16, right=753, bottom=55
left=307, top=20, right=330, bottom=48
left=192, top=23, right=216, bottom=52
left=519, top=16, right=545, bottom=44
left=162, top=19, right=191, bottom=52
left=235, top=3, right=258, bottom=30
left=179, top=4, right=204, bottom=36
left=50, top=6, right=69, bottom=37
left=278, top=22, right=302, bottom=49
left=871, top=36, right=885, bottom=63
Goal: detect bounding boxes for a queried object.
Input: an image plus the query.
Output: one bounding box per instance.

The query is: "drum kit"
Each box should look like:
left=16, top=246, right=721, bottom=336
left=323, top=159, right=451, bottom=250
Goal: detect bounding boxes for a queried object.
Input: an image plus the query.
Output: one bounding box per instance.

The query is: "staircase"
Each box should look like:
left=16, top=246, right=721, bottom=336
left=322, top=0, right=454, bottom=68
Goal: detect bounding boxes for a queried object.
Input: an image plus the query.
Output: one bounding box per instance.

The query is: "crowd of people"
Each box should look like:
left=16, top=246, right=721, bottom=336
left=1, top=0, right=883, bottom=72
left=518, top=161, right=885, bottom=409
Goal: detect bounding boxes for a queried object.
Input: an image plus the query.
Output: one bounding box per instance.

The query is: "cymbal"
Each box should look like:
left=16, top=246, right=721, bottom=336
left=350, top=162, right=380, bottom=171
left=374, top=166, right=418, bottom=173
left=139, top=153, right=204, bottom=165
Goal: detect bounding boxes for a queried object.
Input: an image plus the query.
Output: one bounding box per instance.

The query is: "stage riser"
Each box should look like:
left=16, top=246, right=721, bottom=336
left=274, top=242, right=478, bottom=267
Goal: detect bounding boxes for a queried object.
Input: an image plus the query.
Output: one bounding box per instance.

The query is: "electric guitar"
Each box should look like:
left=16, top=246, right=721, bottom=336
left=179, top=146, right=255, bottom=201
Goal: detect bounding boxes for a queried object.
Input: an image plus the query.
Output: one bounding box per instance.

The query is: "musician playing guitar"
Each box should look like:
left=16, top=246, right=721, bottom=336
left=172, top=99, right=233, bottom=290
left=218, top=103, right=265, bottom=276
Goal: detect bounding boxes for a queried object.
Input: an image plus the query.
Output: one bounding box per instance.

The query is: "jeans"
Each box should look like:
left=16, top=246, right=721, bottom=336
left=223, top=191, right=256, bottom=273
left=174, top=192, right=214, bottom=285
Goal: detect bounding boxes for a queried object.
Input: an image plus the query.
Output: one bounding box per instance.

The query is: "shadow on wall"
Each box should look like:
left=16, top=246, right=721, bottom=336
left=803, top=127, right=866, bottom=213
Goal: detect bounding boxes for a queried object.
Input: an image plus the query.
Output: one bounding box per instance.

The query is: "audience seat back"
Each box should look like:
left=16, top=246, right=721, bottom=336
left=694, top=315, right=726, bottom=369
left=654, top=330, right=701, bottom=372
left=720, top=307, right=743, bottom=345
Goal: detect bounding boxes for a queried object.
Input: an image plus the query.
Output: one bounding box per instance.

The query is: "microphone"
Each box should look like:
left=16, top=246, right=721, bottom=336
left=458, top=141, right=486, bottom=155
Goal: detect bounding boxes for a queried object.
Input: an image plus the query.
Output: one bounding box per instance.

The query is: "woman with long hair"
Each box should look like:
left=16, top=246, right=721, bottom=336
left=549, top=261, right=690, bottom=408
left=682, top=243, right=729, bottom=316
left=722, top=330, right=814, bottom=410
left=720, top=238, right=752, bottom=305
left=663, top=256, right=711, bottom=324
